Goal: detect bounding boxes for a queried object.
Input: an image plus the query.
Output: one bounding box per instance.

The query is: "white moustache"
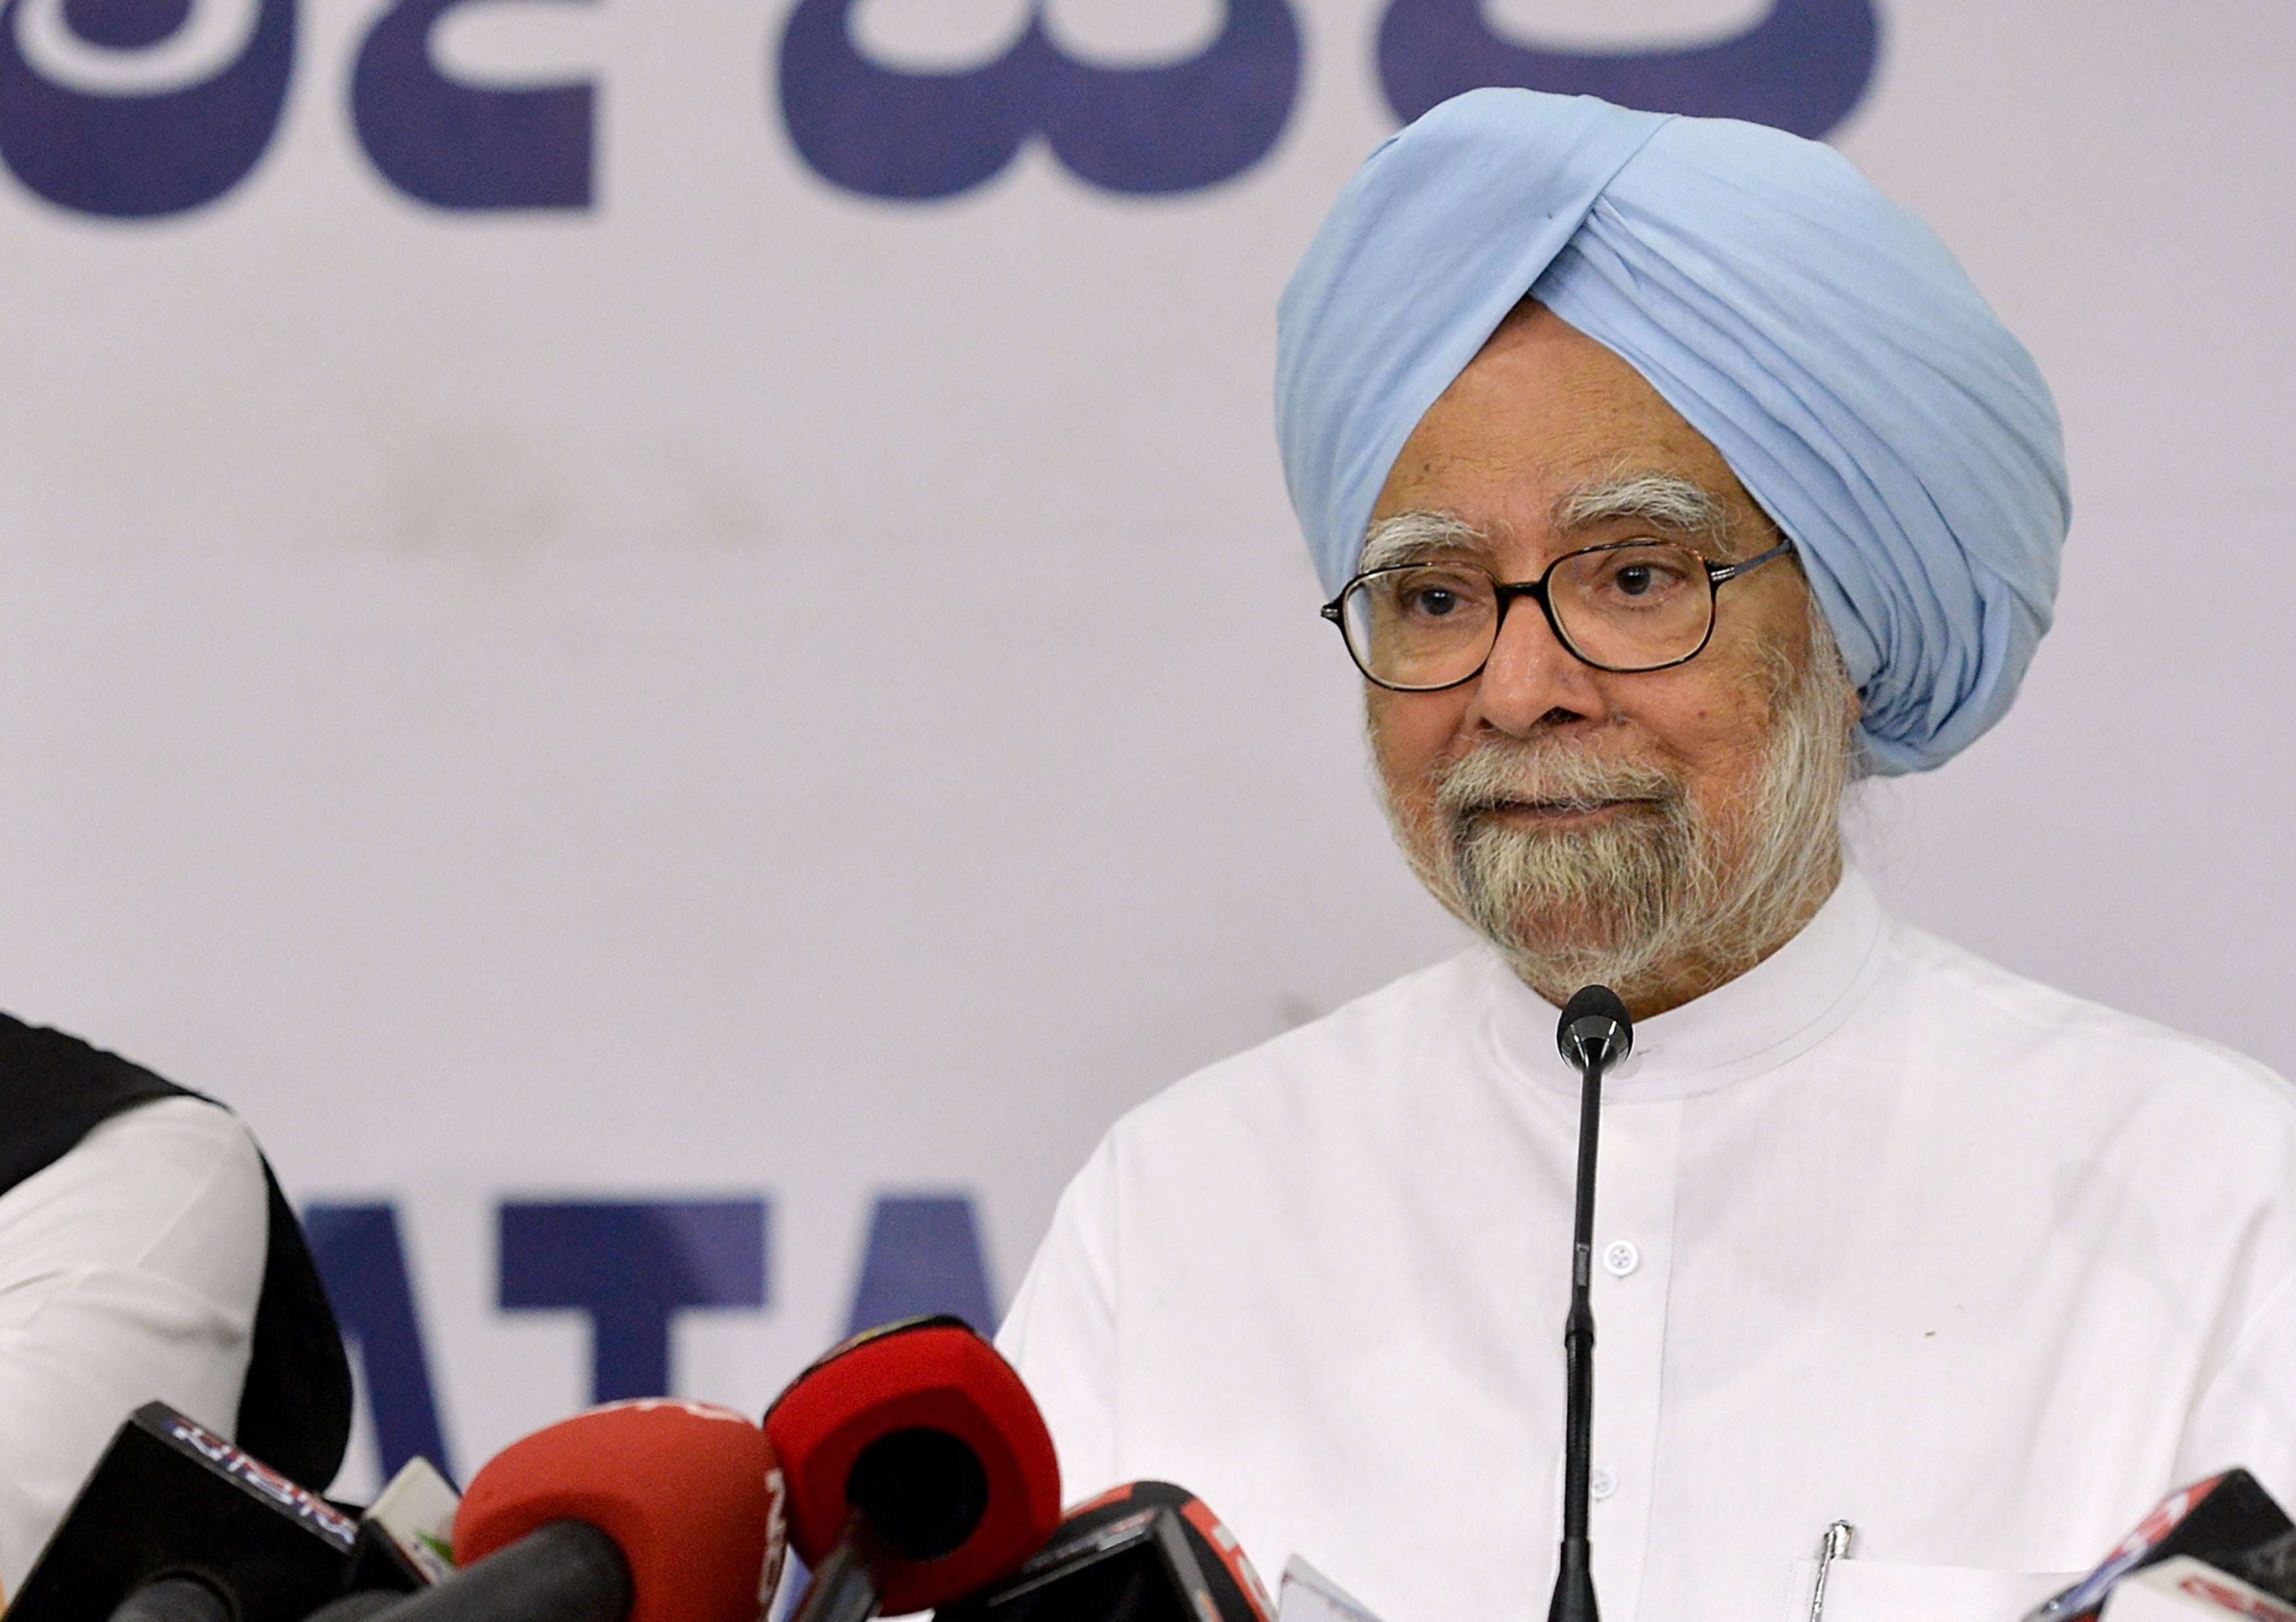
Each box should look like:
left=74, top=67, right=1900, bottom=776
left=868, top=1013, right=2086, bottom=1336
left=1433, top=745, right=1683, bottom=820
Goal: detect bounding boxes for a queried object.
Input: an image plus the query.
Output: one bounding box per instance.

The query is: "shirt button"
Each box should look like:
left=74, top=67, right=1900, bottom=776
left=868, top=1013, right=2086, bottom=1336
left=1603, top=1240, right=1640, bottom=1277
left=1590, top=1464, right=1618, bottom=1500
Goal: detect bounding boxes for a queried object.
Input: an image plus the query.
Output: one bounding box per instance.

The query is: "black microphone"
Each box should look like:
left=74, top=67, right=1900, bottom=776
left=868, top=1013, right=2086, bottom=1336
left=2223, top=1526, right=2296, bottom=1603
left=1549, top=985, right=1633, bottom=1622
left=2023, top=1468, right=2294, bottom=1621
left=8, top=1401, right=358, bottom=1622
left=934, top=1480, right=1275, bottom=1622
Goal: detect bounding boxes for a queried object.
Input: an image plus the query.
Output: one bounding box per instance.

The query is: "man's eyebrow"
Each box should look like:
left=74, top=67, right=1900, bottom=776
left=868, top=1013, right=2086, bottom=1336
left=1358, top=510, right=1490, bottom=573
left=1555, top=472, right=1731, bottom=540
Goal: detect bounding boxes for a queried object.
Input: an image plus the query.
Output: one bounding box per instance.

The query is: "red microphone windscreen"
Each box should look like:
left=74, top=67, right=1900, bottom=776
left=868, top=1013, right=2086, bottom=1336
left=766, top=1316, right=1060, bottom=1615
left=454, top=1398, right=787, bottom=1622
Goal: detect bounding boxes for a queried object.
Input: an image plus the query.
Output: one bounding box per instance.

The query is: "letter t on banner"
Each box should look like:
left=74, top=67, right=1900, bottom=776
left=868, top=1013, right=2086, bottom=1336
left=499, top=1199, right=768, bottom=1403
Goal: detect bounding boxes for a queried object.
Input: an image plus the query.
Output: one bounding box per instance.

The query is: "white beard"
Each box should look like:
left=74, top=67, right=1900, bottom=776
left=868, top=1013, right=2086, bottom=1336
left=1384, top=609, right=1858, bottom=1007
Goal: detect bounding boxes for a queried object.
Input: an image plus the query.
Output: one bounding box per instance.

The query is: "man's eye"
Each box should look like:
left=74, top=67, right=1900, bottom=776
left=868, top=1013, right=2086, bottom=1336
left=1383, top=569, right=1485, bottom=618
left=1592, top=552, right=1693, bottom=602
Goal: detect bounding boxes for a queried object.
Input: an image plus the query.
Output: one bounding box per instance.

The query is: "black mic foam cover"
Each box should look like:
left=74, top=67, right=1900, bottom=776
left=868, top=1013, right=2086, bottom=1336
left=1557, top=985, right=1633, bottom=1070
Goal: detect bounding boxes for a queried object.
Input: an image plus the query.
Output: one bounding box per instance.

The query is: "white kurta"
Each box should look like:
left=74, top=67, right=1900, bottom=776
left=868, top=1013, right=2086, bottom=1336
left=0, top=1097, right=266, bottom=1593
left=997, top=872, right=2296, bottom=1622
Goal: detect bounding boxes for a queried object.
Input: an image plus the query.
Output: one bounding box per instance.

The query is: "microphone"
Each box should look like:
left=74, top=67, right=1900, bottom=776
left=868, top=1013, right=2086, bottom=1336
left=2026, top=1469, right=2293, bottom=1622
left=2100, top=1556, right=2296, bottom=1621
left=766, top=1314, right=1062, bottom=1622
left=1549, top=985, right=1632, bottom=1622
left=933, top=1481, right=1273, bottom=1622
left=340, top=1457, right=460, bottom=1594
left=297, top=1458, right=464, bottom=1621
left=337, top=1397, right=786, bottom=1622
left=2221, top=1527, right=2296, bottom=1602
left=1556, top=986, right=1630, bottom=1074
left=7, top=1401, right=358, bottom=1622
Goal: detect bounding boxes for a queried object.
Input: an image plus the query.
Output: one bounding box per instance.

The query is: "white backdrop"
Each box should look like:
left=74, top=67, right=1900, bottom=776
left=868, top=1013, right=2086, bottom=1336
left=0, top=0, right=2289, bottom=1502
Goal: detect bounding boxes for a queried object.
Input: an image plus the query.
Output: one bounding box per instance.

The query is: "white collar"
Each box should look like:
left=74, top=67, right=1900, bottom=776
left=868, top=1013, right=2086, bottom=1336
left=1480, top=866, right=1891, bottom=1103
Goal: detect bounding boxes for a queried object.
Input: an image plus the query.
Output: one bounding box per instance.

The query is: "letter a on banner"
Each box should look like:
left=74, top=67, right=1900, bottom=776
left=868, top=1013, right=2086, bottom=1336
left=352, top=0, right=594, bottom=209
left=0, top=0, right=293, bottom=216
left=305, top=1202, right=457, bottom=1485
left=777, top=0, right=1301, bottom=200
left=844, top=1194, right=998, bottom=1335
left=1378, top=0, right=1880, bottom=140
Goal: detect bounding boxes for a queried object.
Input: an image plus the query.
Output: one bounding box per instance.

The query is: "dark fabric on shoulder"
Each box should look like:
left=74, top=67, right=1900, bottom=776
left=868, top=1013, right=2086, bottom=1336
left=234, top=1164, right=355, bottom=1487
left=0, top=1011, right=353, bottom=1490
left=0, top=1013, right=179, bottom=1191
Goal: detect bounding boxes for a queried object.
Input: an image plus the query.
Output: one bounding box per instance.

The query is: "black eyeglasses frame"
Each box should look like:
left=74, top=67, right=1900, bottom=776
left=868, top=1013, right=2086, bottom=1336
left=1319, top=536, right=1795, bottom=691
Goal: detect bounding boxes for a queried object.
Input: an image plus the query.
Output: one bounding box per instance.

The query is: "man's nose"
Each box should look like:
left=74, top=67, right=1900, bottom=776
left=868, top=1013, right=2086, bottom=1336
left=1470, top=594, right=1612, bottom=733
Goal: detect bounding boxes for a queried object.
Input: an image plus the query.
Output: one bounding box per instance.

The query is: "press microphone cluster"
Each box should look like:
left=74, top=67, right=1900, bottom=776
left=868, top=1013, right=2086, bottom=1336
left=13, top=1312, right=1083, bottom=1622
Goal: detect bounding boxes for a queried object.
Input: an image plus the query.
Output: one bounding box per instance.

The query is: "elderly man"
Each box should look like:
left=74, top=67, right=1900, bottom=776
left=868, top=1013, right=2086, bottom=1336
left=995, top=91, right=2296, bottom=1622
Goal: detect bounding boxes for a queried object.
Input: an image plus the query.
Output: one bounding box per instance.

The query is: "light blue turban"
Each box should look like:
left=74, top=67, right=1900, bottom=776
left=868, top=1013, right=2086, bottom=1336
left=1275, top=89, right=2068, bottom=775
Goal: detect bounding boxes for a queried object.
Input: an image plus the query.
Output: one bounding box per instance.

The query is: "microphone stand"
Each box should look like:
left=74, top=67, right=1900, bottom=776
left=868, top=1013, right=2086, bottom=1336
left=1549, top=986, right=1632, bottom=1622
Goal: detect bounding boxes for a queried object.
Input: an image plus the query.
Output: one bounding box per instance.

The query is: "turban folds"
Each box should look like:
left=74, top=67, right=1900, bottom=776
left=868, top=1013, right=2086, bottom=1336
left=1275, top=90, right=2068, bottom=775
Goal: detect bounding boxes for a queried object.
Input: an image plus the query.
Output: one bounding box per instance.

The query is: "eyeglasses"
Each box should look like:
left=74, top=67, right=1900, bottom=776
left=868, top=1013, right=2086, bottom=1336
left=1321, top=537, right=1794, bottom=691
